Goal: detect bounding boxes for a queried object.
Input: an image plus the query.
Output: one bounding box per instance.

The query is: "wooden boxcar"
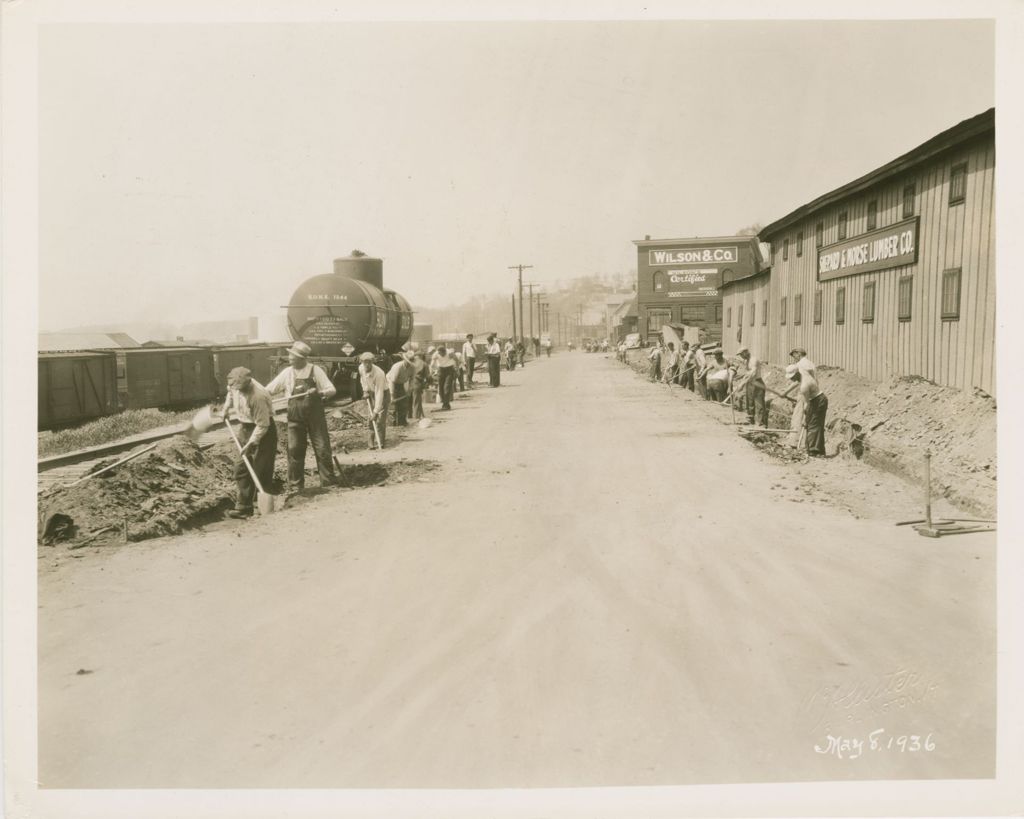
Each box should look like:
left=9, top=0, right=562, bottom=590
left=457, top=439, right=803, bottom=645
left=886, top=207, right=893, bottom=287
left=38, top=351, right=119, bottom=430
left=211, top=343, right=288, bottom=392
left=114, top=348, right=217, bottom=409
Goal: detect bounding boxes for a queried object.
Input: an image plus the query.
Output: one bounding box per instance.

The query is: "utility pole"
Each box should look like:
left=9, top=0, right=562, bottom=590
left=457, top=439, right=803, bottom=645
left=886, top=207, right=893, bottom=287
left=526, top=282, right=538, bottom=341
left=511, top=294, right=517, bottom=341
left=509, top=264, right=532, bottom=344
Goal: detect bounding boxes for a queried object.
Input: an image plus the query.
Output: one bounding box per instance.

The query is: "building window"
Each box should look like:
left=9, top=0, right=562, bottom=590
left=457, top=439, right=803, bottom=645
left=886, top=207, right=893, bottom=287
left=653, top=271, right=666, bottom=293
left=867, top=200, right=877, bottom=231
left=679, top=305, right=704, bottom=322
left=814, top=291, right=822, bottom=324
left=796, top=231, right=803, bottom=257
left=941, top=268, right=962, bottom=319
left=715, top=304, right=723, bottom=323
left=903, top=183, right=916, bottom=218
left=750, top=303, right=756, bottom=326
left=647, top=309, right=670, bottom=333
left=783, top=238, right=789, bottom=261
left=727, top=307, right=732, bottom=328
left=862, top=282, right=876, bottom=323
left=949, top=163, right=967, bottom=205
left=793, top=294, right=802, bottom=326
left=838, top=211, right=848, bottom=241
left=815, top=222, right=823, bottom=248
left=898, top=277, right=913, bottom=321
left=737, top=305, right=743, bottom=327
left=836, top=287, right=846, bottom=324
left=762, top=299, right=767, bottom=325
left=780, top=296, right=787, bottom=325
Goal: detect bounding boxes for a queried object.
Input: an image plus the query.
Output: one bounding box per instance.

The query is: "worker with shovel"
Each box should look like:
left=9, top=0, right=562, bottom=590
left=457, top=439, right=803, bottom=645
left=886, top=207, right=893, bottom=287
left=265, top=340, right=338, bottom=492
left=733, top=347, right=768, bottom=427
left=359, top=352, right=390, bottom=449
left=218, top=367, right=278, bottom=519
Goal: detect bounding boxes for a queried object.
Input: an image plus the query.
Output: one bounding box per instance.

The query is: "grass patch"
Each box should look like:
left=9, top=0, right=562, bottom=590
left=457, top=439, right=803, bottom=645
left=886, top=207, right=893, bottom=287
left=38, top=408, right=199, bottom=458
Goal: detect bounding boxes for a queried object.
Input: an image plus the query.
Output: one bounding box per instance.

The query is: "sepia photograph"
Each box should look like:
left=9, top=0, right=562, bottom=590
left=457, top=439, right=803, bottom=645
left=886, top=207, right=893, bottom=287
left=3, top=1, right=1024, bottom=817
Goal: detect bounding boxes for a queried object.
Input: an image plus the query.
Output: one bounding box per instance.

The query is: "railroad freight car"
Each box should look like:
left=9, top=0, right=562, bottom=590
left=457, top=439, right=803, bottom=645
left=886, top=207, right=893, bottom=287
left=38, top=351, right=118, bottom=430
left=211, top=343, right=289, bottom=390
left=281, top=251, right=415, bottom=396
left=113, top=347, right=217, bottom=409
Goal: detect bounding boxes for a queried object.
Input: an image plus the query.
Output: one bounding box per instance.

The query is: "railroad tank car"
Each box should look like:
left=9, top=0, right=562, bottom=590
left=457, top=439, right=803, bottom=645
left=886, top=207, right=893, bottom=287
left=38, top=351, right=119, bottom=430
left=285, top=253, right=414, bottom=359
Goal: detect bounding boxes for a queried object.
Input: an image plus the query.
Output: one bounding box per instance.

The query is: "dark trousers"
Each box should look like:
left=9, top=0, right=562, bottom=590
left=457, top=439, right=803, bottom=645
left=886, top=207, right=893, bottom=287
left=708, top=379, right=728, bottom=402
left=456, top=366, right=465, bottom=392
left=438, top=367, right=455, bottom=409
left=287, top=401, right=335, bottom=489
left=465, top=357, right=475, bottom=384
left=368, top=392, right=390, bottom=448
left=746, top=382, right=768, bottom=426
left=650, top=360, right=661, bottom=381
left=697, top=373, right=708, bottom=399
left=805, top=393, right=829, bottom=455
left=392, top=381, right=408, bottom=426
left=488, top=355, right=501, bottom=386
left=410, top=382, right=424, bottom=419
left=680, top=367, right=695, bottom=391
left=234, top=422, right=278, bottom=510
left=506, top=353, right=516, bottom=371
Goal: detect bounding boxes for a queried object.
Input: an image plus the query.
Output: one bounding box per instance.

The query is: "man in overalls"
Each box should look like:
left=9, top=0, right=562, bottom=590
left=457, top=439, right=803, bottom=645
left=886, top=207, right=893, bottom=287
left=219, top=366, right=278, bottom=518
left=266, top=341, right=338, bottom=492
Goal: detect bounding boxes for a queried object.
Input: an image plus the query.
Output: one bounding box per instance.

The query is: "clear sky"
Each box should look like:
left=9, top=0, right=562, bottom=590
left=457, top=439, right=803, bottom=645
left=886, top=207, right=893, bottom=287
left=38, top=17, right=994, bottom=330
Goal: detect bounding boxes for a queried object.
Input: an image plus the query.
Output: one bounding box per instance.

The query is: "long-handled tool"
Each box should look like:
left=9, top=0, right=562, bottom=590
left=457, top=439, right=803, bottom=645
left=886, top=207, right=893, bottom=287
left=224, top=420, right=284, bottom=515
left=366, top=398, right=384, bottom=449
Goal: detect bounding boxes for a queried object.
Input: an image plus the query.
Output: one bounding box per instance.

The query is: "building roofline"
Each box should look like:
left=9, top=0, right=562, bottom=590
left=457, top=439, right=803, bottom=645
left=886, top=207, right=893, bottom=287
left=720, top=267, right=771, bottom=291
left=633, top=235, right=760, bottom=247
left=760, top=107, right=994, bottom=238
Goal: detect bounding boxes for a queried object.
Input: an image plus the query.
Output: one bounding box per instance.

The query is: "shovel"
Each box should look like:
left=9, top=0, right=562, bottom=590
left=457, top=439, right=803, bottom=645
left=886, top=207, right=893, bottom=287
left=184, top=405, right=216, bottom=442
left=366, top=398, right=384, bottom=449
left=224, top=419, right=285, bottom=515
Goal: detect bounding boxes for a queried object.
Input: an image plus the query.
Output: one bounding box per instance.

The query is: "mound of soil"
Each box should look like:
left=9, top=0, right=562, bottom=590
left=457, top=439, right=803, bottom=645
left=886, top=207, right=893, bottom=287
left=39, top=437, right=237, bottom=548
left=621, top=349, right=997, bottom=516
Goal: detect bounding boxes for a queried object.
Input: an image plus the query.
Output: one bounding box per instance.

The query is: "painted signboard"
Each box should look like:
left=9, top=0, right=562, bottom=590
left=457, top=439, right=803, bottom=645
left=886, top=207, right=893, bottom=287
left=649, top=246, right=738, bottom=266
left=662, top=268, right=720, bottom=299
left=817, top=217, right=919, bottom=281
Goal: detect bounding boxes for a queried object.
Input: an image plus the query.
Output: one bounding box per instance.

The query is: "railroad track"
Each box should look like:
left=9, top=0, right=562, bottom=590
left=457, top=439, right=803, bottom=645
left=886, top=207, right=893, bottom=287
left=37, top=399, right=360, bottom=492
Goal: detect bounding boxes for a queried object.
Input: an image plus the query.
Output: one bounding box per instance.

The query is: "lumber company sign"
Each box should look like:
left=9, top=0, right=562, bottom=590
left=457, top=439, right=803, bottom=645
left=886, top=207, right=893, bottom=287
left=817, top=217, right=919, bottom=281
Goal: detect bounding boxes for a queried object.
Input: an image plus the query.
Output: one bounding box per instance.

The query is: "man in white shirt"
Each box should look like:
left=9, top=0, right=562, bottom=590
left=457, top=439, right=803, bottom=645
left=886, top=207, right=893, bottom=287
left=462, top=334, right=477, bottom=386
left=648, top=342, right=662, bottom=382
left=486, top=334, right=501, bottom=387
left=386, top=352, right=415, bottom=427
left=359, top=351, right=390, bottom=448
left=430, top=345, right=458, bottom=410
left=734, top=347, right=767, bottom=426
left=789, top=348, right=827, bottom=455
left=265, top=341, right=337, bottom=491
left=693, top=344, right=708, bottom=398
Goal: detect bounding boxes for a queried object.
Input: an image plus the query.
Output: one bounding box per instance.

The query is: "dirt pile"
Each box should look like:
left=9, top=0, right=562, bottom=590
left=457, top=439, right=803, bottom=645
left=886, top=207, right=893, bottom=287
left=620, top=349, right=996, bottom=516
left=39, top=437, right=237, bottom=548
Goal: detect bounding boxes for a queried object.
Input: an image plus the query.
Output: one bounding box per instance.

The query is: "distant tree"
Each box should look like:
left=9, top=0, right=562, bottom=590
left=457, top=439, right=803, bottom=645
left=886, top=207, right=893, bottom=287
left=735, top=223, right=763, bottom=237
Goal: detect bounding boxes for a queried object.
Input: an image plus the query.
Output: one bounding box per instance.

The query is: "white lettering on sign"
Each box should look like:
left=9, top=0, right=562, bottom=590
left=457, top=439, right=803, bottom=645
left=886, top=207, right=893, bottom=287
left=668, top=268, right=715, bottom=285
left=307, top=294, right=348, bottom=301
left=650, top=247, right=738, bottom=266
left=817, top=217, right=918, bottom=281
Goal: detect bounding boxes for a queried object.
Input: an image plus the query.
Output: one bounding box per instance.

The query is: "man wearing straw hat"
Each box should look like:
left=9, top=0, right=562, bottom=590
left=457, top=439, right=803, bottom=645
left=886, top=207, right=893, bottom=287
left=265, top=340, right=338, bottom=491
left=219, top=367, right=278, bottom=519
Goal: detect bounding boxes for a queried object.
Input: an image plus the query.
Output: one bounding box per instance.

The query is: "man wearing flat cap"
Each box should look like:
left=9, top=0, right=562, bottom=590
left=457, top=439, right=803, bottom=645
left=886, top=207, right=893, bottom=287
left=734, top=347, right=768, bottom=427
left=788, top=348, right=828, bottom=456
left=266, top=340, right=338, bottom=491
left=218, top=366, right=278, bottom=518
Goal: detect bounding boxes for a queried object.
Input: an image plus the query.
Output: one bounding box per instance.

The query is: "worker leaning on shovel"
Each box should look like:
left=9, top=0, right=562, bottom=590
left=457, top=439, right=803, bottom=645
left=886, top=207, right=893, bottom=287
left=359, top=351, right=390, bottom=449
left=218, top=367, right=278, bottom=519
left=265, top=340, right=338, bottom=492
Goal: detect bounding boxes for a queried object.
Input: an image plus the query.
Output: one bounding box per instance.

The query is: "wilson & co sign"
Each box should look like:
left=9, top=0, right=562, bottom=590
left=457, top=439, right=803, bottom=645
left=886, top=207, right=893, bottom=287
left=649, top=246, right=738, bottom=266
left=817, top=217, right=919, bottom=281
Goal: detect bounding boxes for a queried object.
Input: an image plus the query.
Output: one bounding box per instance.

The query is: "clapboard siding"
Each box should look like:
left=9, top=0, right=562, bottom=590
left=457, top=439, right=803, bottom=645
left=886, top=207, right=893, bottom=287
left=760, top=128, right=994, bottom=396
left=721, top=274, right=771, bottom=361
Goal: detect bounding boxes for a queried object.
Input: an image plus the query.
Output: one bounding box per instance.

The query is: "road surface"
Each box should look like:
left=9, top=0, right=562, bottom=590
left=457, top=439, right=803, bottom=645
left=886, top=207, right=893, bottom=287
left=38, top=351, right=995, bottom=788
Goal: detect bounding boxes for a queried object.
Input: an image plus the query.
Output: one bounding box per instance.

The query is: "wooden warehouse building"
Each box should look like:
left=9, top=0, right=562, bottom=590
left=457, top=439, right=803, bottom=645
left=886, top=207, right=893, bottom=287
left=721, top=107, right=995, bottom=396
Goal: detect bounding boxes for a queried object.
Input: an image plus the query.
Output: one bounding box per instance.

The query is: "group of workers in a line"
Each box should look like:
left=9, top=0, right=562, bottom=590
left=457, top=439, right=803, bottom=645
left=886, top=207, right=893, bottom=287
left=215, top=331, right=551, bottom=518
left=636, top=338, right=829, bottom=458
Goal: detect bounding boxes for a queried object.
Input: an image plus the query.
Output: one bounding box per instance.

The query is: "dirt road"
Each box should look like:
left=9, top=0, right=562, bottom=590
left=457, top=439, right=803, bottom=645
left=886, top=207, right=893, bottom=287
left=38, top=352, right=995, bottom=788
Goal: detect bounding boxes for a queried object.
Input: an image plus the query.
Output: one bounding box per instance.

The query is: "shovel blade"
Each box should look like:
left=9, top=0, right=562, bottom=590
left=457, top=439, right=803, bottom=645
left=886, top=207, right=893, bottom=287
left=256, top=491, right=285, bottom=515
